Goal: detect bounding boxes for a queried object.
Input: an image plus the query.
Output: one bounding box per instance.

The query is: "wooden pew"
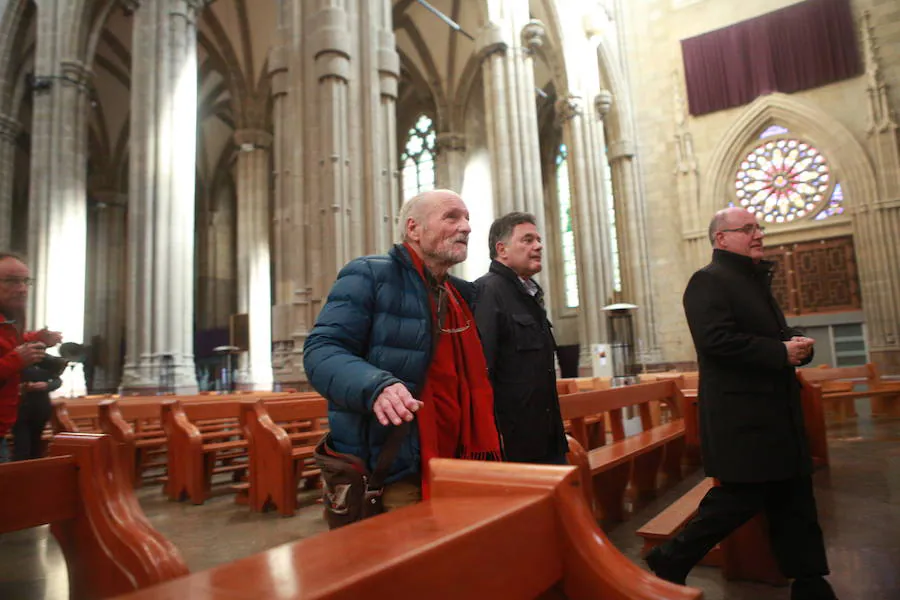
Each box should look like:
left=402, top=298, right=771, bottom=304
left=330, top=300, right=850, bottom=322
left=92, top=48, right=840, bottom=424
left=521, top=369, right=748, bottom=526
left=798, top=363, right=900, bottom=420
left=162, top=399, right=250, bottom=504
left=118, top=459, right=702, bottom=600
left=636, top=477, right=788, bottom=587
left=0, top=433, right=188, bottom=599
left=560, top=380, right=687, bottom=522
left=679, top=388, right=702, bottom=466
left=98, top=393, right=322, bottom=490
left=238, top=397, right=329, bottom=516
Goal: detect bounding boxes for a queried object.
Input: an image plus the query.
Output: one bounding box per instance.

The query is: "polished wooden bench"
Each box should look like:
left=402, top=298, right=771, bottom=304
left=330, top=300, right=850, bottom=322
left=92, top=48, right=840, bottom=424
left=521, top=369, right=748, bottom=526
left=560, top=380, right=687, bottom=522
left=162, top=399, right=251, bottom=504
left=0, top=433, right=188, bottom=599
left=636, top=477, right=788, bottom=587
left=238, top=397, right=329, bottom=516
left=98, top=393, right=317, bottom=487
left=798, top=363, right=900, bottom=421
left=118, top=459, right=702, bottom=600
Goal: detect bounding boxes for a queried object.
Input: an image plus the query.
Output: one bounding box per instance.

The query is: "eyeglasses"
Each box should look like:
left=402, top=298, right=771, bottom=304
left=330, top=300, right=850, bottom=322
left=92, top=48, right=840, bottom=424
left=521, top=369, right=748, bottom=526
left=0, top=277, right=34, bottom=287
left=718, top=224, right=766, bottom=236
left=440, top=320, right=471, bottom=334
left=433, top=284, right=472, bottom=334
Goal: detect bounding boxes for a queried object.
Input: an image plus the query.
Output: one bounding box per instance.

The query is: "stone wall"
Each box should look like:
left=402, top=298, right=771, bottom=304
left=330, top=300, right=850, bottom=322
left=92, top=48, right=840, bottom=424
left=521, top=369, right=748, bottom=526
left=621, top=0, right=900, bottom=368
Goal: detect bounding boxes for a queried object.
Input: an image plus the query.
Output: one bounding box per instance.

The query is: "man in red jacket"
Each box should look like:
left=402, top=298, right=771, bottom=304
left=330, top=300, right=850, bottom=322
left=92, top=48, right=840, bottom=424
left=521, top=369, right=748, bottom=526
left=0, top=253, right=62, bottom=449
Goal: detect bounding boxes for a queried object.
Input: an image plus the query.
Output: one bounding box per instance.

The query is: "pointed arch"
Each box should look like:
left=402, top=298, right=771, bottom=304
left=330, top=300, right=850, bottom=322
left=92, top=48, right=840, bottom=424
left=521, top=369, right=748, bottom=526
left=0, top=0, right=34, bottom=114
left=702, top=93, right=879, bottom=227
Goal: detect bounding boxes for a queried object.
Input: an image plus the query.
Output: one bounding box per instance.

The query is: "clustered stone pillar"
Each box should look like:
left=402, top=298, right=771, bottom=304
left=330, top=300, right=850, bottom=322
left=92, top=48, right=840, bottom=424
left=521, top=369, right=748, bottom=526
left=858, top=11, right=900, bottom=370
left=122, top=0, right=203, bottom=393
left=360, top=0, right=399, bottom=253
left=234, top=129, right=274, bottom=390
left=28, top=2, right=93, bottom=395
left=85, top=192, right=127, bottom=393
left=556, top=93, right=614, bottom=362
left=604, top=92, right=660, bottom=360
left=435, top=132, right=466, bottom=194
left=0, top=114, right=18, bottom=250
left=479, top=18, right=547, bottom=234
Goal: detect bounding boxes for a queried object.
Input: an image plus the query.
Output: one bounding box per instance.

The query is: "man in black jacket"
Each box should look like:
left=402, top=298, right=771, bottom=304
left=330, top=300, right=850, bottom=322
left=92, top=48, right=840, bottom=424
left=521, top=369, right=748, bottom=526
left=474, top=212, right=566, bottom=465
left=645, top=207, right=836, bottom=600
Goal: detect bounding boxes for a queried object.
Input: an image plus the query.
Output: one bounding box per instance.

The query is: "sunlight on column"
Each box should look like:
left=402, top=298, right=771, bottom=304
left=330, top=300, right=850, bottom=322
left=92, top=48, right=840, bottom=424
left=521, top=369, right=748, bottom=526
left=46, top=200, right=87, bottom=397
left=460, top=150, right=494, bottom=282
left=249, top=241, right=273, bottom=391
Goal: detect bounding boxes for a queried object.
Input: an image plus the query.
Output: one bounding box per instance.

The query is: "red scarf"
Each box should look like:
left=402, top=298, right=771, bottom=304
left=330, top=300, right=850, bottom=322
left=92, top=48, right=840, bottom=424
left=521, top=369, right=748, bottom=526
left=405, top=244, right=501, bottom=498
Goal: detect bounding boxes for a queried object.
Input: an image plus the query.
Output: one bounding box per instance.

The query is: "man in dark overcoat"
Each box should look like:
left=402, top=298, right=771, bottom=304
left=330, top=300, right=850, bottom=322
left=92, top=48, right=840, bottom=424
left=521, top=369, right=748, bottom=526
left=645, top=207, right=837, bottom=600
left=474, top=212, right=567, bottom=465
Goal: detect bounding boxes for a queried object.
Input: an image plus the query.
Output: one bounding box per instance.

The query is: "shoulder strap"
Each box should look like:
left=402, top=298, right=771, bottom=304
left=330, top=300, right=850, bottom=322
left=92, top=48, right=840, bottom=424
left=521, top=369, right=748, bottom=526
left=370, top=421, right=410, bottom=489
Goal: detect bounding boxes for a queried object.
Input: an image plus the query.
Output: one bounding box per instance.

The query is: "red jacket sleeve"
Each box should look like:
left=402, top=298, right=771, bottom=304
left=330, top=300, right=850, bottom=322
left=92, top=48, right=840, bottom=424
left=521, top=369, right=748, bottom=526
left=0, top=348, right=25, bottom=380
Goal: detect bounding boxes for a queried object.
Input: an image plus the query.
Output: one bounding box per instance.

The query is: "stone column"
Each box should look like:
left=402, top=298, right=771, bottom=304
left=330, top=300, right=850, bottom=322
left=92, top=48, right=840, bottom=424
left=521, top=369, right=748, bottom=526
left=269, top=43, right=292, bottom=309
left=85, top=192, right=127, bottom=393
left=358, top=0, right=399, bottom=254
left=435, top=132, right=466, bottom=192
left=234, top=129, right=274, bottom=391
left=556, top=93, right=614, bottom=360
left=0, top=114, right=18, bottom=250
left=604, top=91, right=659, bottom=360
left=479, top=19, right=547, bottom=234
left=852, top=12, right=900, bottom=371
left=121, top=0, right=203, bottom=393
left=28, top=25, right=92, bottom=395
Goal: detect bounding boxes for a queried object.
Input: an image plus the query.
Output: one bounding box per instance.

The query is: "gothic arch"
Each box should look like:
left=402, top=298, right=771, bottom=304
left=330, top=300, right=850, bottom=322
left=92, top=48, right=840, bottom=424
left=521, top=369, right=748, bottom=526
left=0, top=0, right=33, bottom=114
left=702, top=93, right=879, bottom=230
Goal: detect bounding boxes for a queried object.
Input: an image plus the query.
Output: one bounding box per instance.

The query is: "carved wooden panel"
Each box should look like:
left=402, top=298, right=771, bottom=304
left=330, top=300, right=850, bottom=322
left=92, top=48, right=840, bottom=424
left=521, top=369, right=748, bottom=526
left=765, top=247, right=793, bottom=314
left=764, top=236, right=860, bottom=316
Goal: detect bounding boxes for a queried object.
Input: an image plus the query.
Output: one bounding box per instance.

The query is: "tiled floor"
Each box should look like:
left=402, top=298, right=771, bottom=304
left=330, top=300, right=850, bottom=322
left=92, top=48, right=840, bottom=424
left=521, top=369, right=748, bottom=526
left=1, top=418, right=898, bottom=599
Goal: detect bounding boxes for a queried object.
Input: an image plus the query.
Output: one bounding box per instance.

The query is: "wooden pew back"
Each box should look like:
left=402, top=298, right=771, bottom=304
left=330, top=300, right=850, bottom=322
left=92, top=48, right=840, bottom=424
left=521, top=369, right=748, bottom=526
left=118, top=460, right=701, bottom=600
left=239, top=397, right=329, bottom=515
left=0, top=433, right=187, bottom=598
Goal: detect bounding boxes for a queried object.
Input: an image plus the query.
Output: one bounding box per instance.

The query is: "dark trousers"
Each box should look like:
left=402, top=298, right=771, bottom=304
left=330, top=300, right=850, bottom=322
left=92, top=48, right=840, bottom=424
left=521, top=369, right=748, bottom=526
left=12, top=393, right=52, bottom=461
left=660, top=475, right=829, bottom=579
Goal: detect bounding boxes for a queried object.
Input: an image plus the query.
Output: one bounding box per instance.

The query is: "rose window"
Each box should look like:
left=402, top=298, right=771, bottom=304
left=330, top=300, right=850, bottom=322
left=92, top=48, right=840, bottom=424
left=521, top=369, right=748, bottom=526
left=734, top=139, right=831, bottom=223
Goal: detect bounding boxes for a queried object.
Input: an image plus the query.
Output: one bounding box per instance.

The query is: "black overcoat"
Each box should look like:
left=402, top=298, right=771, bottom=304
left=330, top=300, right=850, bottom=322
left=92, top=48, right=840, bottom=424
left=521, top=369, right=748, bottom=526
left=683, top=249, right=813, bottom=482
left=474, top=261, right=567, bottom=463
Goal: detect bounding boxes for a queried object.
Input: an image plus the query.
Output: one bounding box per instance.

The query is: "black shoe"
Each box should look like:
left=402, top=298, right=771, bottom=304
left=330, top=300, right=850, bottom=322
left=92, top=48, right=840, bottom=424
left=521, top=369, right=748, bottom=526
left=644, top=546, right=687, bottom=586
left=791, top=576, right=838, bottom=600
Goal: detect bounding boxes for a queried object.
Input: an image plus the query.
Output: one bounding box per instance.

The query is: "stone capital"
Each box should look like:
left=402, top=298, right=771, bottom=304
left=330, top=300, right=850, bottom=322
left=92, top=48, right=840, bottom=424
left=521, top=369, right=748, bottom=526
left=555, top=94, right=584, bottom=123
left=521, top=20, right=546, bottom=53
left=594, top=89, right=613, bottom=120
left=234, top=129, right=273, bottom=151
left=475, top=24, right=508, bottom=58
left=59, top=60, right=92, bottom=92
left=436, top=132, right=466, bottom=153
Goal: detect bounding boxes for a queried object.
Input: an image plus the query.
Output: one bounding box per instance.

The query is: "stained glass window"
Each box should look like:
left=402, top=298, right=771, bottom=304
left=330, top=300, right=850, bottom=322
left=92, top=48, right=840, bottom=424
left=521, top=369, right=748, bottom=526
left=400, top=115, right=436, bottom=201
left=557, top=144, right=579, bottom=308
left=814, top=183, right=845, bottom=221
left=760, top=124, right=789, bottom=139
left=734, top=138, right=831, bottom=224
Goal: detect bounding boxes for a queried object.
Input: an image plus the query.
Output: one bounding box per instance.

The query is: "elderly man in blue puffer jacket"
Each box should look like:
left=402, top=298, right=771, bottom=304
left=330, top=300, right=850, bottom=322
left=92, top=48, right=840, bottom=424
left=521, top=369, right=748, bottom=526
left=304, top=189, right=501, bottom=511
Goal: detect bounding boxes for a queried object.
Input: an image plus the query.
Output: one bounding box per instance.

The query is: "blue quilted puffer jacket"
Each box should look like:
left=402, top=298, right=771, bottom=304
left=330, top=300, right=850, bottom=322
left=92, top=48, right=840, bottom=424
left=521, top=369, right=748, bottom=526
left=303, top=244, right=475, bottom=483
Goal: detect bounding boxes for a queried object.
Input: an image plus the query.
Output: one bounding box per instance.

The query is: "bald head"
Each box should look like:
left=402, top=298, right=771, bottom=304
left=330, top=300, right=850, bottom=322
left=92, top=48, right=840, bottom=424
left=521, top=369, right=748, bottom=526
left=708, top=207, right=766, bottom=261
left=397, top=189, right=462, bottom=243
left=397, top=189, right=471, bottom=277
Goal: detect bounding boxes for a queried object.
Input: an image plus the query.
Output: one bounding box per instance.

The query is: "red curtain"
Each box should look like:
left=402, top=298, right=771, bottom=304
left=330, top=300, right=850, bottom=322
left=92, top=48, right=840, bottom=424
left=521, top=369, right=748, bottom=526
left=681, top=0, right=861, bottom=117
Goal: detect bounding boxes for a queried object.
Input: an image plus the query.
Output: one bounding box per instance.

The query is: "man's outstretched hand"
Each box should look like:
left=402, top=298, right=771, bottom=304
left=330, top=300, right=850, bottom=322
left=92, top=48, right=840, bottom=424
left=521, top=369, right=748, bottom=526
left=373, top=383, right=423, bottom=426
